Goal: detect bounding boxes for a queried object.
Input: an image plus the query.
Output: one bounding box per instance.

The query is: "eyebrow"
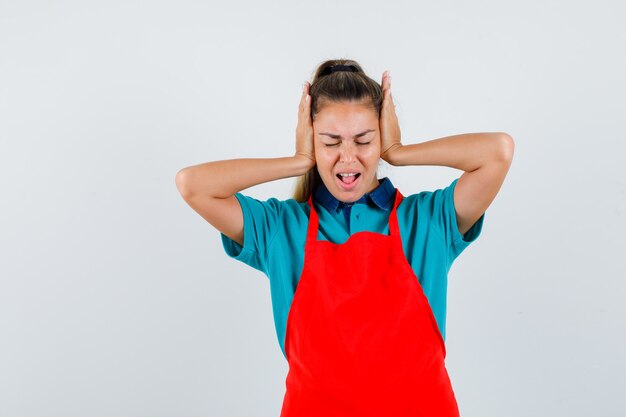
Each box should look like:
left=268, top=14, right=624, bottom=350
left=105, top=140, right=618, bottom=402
left=318, top=129, right=375, bottom=139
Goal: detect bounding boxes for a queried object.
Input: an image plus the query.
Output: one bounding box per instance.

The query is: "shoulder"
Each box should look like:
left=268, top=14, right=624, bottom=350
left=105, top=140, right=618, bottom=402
left=395, top=187, right=435, bottom=216
left=233, top=193, right=310, bottom=229
left=396, top=179, right=458, bottom=216
left=394, top=181, right=456, bottom=241
left=221, top=194, right=310, bottom=271
left=234, top=193, right=308, bottom=213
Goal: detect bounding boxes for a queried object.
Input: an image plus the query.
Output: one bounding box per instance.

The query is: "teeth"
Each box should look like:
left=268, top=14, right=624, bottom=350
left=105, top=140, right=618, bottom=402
left=338, top=173, right=358, bottom=177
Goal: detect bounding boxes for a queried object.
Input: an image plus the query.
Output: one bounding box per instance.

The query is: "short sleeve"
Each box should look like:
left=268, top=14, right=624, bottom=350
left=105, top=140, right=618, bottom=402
left=220, top=193, right=282, bottom=274
left=419, top=178, right=485, bottom=262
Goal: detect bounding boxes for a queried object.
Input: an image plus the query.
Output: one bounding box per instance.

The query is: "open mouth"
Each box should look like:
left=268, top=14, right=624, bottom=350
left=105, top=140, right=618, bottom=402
left=336, top=172, right=361, bottom=187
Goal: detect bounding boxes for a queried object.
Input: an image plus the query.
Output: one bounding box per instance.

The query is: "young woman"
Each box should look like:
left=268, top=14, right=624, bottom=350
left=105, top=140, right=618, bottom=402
left=176, top=59, right=514, bottom=416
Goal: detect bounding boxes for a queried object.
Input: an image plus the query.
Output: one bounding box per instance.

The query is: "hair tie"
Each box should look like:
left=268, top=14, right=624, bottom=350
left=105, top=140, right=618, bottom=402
left=320, top=64, right=359, bottom=76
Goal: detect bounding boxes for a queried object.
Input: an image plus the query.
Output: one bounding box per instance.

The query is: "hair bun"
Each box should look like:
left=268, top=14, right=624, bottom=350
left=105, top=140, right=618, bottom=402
left=320, top=64, right=359, bottom=76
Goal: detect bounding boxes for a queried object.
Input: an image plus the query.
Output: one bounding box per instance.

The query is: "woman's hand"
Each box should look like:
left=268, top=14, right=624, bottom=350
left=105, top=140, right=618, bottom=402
left=295, top=81, right=316, bottom=168
left=380, top=71, right=402, bottom=164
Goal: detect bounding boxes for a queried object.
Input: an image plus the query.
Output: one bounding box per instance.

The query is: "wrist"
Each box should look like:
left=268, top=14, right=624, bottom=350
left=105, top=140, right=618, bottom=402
left=381, top=143, right=403, bottom=165
left=294, top=153, right=316, bottom=171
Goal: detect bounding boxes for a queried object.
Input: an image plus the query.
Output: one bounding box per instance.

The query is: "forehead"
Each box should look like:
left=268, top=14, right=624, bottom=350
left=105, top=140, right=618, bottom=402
left=314, top=100, right=377, bottom=129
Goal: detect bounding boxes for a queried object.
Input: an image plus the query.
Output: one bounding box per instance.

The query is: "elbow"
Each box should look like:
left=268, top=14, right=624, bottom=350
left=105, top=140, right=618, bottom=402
left=496, top=133, right=515, bottom=163
left=175, top=168, right=194, bottom=199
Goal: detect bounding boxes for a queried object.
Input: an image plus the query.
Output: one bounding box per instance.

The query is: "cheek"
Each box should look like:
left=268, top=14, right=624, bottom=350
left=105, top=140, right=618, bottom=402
left=315, top=147, right=336, bottom=162
left=361, top=145, right=380, bottom=160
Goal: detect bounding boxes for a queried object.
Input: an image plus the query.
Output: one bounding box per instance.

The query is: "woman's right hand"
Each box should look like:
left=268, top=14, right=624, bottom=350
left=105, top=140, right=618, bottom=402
left=295, top=81, right=316, bottom=168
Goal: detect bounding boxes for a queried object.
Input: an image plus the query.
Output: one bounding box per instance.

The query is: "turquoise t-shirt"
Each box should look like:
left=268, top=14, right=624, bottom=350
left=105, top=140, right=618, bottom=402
left=220, top=176, right=485, bottom=359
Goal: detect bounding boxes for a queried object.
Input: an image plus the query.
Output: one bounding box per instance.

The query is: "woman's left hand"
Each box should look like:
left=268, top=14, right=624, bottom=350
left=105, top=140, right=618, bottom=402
left=379, top=70, right=402, bottom=165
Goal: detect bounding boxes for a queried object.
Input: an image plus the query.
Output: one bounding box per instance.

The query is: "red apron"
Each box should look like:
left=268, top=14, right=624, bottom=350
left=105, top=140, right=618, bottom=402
left=279, top=188, right=460, bottom=417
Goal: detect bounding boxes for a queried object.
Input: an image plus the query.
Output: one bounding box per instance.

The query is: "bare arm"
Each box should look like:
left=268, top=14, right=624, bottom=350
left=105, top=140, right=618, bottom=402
left=175, top=156, right=314, bottom=246
left=384, top=133, right=514, bottom=236
left=175, top=82, right=316, bottom=247
left=378, top=71, right=514, bottom=237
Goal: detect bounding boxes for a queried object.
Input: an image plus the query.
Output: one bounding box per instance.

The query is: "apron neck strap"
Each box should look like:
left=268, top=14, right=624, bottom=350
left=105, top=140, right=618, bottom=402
left=388, top=188, right=404, bottom=237
left=306, top=194, right=320, bottom=242
left=306, top=188, right=405, bottom=242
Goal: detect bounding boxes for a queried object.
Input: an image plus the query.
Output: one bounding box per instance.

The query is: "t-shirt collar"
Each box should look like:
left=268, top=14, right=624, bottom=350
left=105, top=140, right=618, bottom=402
left=313, top=177, right=395, bottom=212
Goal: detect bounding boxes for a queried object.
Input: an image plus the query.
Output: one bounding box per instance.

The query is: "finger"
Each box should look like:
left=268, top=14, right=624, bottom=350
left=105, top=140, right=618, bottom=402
left=299, top=82, right=308, bottom=111
left=385, top=75, right=393, bottom=104
left=382, top=87, right=392, bottom=110
left=381, top=70, right=388, bottom=89
left=387, top=92, right=395, bottom=112
left=302, top=83, right=311, bottom=112
left=304, top=83, right=311, bottom=116
left=382, top=73, right=393, bottom=108
left=381, top=72, right=387, bottom=97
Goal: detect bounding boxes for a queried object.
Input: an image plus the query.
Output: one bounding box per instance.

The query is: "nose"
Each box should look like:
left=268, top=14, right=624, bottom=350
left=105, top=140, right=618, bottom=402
left=339, top=142, right=356, bottom=163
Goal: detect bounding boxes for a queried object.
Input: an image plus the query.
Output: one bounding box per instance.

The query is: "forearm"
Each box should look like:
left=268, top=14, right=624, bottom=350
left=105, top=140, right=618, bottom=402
left=386, top=132, right=513, bottom=171
left=176, top=156, right=313, bottom=199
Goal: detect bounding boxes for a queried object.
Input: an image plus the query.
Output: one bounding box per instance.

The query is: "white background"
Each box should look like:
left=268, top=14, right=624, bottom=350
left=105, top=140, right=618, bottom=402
left=1, top=0, right=625, bottom=416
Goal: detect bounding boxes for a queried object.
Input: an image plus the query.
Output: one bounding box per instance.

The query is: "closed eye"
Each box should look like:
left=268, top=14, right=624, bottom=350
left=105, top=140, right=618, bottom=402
left=324, top=142, right=370, bottom=147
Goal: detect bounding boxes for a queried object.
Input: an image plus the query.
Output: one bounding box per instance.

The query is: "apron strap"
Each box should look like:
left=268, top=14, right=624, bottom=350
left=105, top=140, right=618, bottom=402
left=306, top=194, right=319, bottom=243
left=388, top=188, right=404, bottom=238
left=306, top=187, right=405, bottom=242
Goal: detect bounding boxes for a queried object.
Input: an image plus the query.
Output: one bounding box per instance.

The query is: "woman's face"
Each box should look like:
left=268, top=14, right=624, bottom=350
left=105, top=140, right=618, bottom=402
left=313, top=100, right=381, bottom=202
